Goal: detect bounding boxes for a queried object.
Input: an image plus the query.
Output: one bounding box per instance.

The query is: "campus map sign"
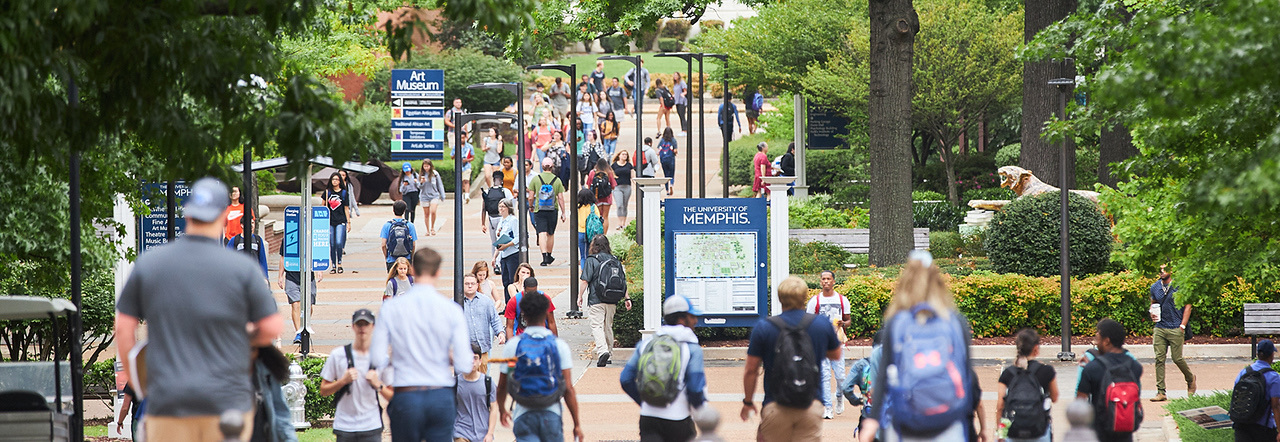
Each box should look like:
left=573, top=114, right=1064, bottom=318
left=665, top=198, right=769, bottom=327
left=138, top=182, right=189, bottom=253
left=389, top=69, right=446, bottom=160
left=282, top=206, right=331, bottom=272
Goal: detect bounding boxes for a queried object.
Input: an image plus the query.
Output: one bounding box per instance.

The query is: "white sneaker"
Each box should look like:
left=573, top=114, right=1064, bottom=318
left=823, top=406, right=833, bottom=420
left=834, top=400, right=844, bottom=415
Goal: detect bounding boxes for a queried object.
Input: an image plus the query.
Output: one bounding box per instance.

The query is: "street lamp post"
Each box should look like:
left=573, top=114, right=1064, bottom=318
left=597, top=55, right=643, bottom=243
left=1049, top=62, right=1075, bottom=362
left=704, top=54, right=728, bottom=198
left=468, top=82, right=528, bottom=263
left=453, top=112, right=519, bottom=305
left=654, top=52, right=698, bottom=198
left=525, top=64, right=584, bottom=319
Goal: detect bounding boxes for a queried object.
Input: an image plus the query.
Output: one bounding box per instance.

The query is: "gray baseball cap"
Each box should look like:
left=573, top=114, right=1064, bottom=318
left=183, top=177, right=231, bottom=223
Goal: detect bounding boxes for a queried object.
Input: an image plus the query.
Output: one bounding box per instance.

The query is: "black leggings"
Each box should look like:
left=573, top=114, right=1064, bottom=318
left=401, top=192, right=419, bottom=223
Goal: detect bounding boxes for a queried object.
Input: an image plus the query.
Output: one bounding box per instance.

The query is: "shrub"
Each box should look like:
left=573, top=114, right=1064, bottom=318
left=984, top=192, right=1113, bottom=277
left=913, top=201, right=966, bottom=231
left=633, top=27, right=658, bottom=51
left=256, top=170, right=278, bottom=195
left=930, top=231, right=964, bottom=258
left=912, top=190, right=946, bottom=201
left=660, top=19, right=691, bottom=39
left=699, top=20, right=725, bottom=31
left=1075, top=147, right=1099, bottom=189
left=914, top=150, right=998, bottom=196
left=657, top=38, right=684, bottom=53
left=363, top=49, right=523, bottom=112
left=995, top=143, right=1020, bottom=167
left=790, top=239, right=853, bottom=274
left=600, top=35, right=623, bottom=53
left=806, top=149, right=865, bottom=195
left=299, top=356, right=333, bottom=425
left=790, top=198, right=867, bottom=228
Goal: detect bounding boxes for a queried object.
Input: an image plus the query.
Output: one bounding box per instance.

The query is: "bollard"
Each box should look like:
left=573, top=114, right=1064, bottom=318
left=691, top=406, right=726, bottom=442
left=1061, top=398, right=1099, bottom=442
left=283, top=360, right=311, bottom=430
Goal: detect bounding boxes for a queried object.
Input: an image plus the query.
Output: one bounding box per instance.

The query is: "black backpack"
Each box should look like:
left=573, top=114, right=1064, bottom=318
left=386, top=219, right=413, bottom=258
left=590, top=172, right=613, bottom=202
left=1003, top=362, right=1050, bottom=439
left=483, top=187, right=505, bottom=217
left=1230, top=365, right=1275, bottom=423
left=659, top=88, right=675, bottom=108
left=591, top=253, right=627, bottom=304
left=765, top=315, right=820, bottom=409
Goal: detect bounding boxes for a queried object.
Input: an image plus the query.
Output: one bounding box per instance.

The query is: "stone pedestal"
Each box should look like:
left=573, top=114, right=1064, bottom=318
left=959, top=208, right=996, bottom=236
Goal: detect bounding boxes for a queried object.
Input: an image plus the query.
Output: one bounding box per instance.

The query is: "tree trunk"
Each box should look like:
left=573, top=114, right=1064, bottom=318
left=868, top=0, right=920, bottom=267
left=978, top=115, right=986, bottom=153
left=1021, top=0, right=1077, bottom=189
left=1098, top=123, right=1138, bottom=187
left=940, top=138, right=960, bottom=205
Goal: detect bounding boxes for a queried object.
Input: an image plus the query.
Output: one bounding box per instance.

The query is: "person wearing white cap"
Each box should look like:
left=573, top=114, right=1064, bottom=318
left=116, top=177, right=284, bottom=441
left=619, top=295, right=708, bottom=442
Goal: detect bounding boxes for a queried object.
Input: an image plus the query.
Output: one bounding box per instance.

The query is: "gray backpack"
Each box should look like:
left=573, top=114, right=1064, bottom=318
left=637, top=334, right=683, bottom=407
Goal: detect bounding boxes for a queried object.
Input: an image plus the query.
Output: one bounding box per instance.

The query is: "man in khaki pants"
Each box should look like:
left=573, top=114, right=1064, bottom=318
left=579, top=235, right=631, bottom=367
left=1150, top=265, right=1195, bottom=402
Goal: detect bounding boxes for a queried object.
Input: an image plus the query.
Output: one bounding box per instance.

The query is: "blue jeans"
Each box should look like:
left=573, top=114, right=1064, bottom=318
left=387, top=388, right=455, bottom=442
left=513, top=409, right=563, bottom=442
left=578, top=232, right=588, bottom=271
left=330, top=224, right=347, bottom=265
left=821, top=357, right=846, bottom=407
left=661, top=158, right=675, bottom=190
left=602, top=139, right=617, bottom=157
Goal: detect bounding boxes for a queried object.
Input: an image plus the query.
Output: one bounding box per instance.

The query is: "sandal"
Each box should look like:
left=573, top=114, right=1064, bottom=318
left=337, top=266, right=344, bottom=274
left=329, top=268, right=337, bottom=274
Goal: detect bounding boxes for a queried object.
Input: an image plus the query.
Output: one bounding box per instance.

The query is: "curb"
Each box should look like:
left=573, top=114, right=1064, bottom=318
left=609, top=344, right=1254, bottom=362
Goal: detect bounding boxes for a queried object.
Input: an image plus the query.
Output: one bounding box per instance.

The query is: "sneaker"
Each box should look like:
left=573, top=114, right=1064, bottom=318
left=823, top=406, right=833, bottom=420
left=597, top=353, right=609, bottom=367
left=545, top=255, right=556, bottom=266
left=293, top=332, right=301, bottom=344
left=834, top=400, right=844, bottom=415
left=1150, top=392, right=1168, bottom=402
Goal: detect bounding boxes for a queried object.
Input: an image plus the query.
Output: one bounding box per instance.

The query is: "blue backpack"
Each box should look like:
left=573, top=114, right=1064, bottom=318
left=508, top=332, right=565, bottom=408
left=885, top=303, right=972, bottom=435
left=658, top=139, right=676, bottom=162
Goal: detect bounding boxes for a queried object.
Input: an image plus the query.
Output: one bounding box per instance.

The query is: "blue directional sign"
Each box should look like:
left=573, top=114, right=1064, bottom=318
left=282, top=206, right=331, bottom=272
left=390, top=69, right=445, bottom=161
left=664, top=198, right=769, bottom=327
left=138, top=182, right=190, bottom=253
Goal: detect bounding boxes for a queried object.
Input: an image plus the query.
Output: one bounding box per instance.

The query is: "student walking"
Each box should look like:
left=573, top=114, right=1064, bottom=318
left=611, top=150, right=634, bottom=231
left=638, top=137, right=663, bottom=179
left=482, top=127, right=504, bottom=188
left=717, top=92, right=742, bottom=141
left=398, top=162, right=421, bottom=224
left=223, top=186, right=253, bottom=242
left=657, top=127, right=678, bottom=195
left=805, top=270, right=851, bottom=419
left=278, top=239, right=322, bottom=345
left=497, top=293, right=585, bottom=442
left=380, top=200, right=417, bottom=272
left=995, top=329, right=1058, bottom=442
left=481, top=171, right=515, bottom=265
left=1150, top=265, right=1195, bottom=402
left=574, top=188, right=603, bottom=270
left=741, top=276, right=842, bottom=441
left=115, top=178, right=284, bottom=441
left=752, top=142, right=771, bottom=198
left=619, top=295, right=707, bottom=441
left=600, top=111, right=621, bottom=156
left=225, top=231, right=268, bottom=279
left=504, top=277, right=559, bottom=339
left=655, top=78, right=674, bottom=132
left=324, top=172, right=352, bottom=274
left=370, top=248, right=473, bottom=441
left=579, top=235, right=631, bottom=367
left=1076, top=318, right=1144, bottom=442
left=505, top=263, right=536, bottom=308
left=461, top=273, right=506, bottom=368
left=321, top=309, right=394, bottom=442
left=473, top=261, right=501, bottom=306
left=455, top=344, right=499, bottom=442
left=249, top=345, right=296, bottom=442
left=861, top=251, right=979, bottom=442
left=1229, top=339, right=1280, bottom=441
left=383, top=257, right=412, bottom=301
left=624, top=58, right=650, bottom=115
left=450, top=129, right=476, bottom=203
left=494, top=200, right=523, bottom=303
left=842, top=331, right=883, bottom=440
left=672, top=72, right=689, bottom=135
left=529, top=158, right=566, bottom=266
left=587, top=159, right=618, bottom=233
left=418, top=159, right=446, bottom=236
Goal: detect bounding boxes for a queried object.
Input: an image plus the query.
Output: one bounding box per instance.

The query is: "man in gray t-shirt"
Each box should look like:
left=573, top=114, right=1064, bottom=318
left=116, top=178, right=283, bottom=441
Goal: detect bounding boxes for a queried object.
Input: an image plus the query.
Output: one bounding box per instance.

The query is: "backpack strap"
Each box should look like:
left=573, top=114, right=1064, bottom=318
left=344, top=344, right=354, bottom=369
left=391, top=278, right=398, bottom=295
left=485, top=375, right=493, bottom=411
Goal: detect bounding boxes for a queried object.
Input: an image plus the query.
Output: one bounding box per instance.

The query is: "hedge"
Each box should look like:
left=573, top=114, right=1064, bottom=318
left=985, top=192, right=1112, bottom=277
left=660, top=19, right=691, bottom=39
left=657, top=38, right=684, bottom=53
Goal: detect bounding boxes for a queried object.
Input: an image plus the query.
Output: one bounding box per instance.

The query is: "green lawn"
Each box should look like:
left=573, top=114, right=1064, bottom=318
left=551, top=52, right=720, bottom=80
left=1165, top=391, right=1233, bottom=442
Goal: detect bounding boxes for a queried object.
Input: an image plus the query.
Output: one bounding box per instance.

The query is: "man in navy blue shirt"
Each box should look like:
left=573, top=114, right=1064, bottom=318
left=741, top=276, right=841, bottom=441
left=1150, top=265, right=1195, bottom=402
left=1233, top=339, right=1280, bottom=441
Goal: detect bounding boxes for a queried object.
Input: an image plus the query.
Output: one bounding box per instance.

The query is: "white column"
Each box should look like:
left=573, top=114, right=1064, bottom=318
left=761, top=177, right=794, bottom=315
left=635, top=177, right=669, bottom=335
left=792, top=94, right=808, bottom=199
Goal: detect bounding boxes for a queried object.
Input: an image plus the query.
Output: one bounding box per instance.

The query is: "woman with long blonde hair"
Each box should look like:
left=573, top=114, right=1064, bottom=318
left=383, top=257, right=413, bottom=301
left=860, top=250, right=981, bottom=442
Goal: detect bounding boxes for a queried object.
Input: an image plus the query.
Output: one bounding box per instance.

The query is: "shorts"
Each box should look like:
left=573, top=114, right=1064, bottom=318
left=485, top=160, right=501, bottom=167
left=747, top=110, right=760, bottom=120
left=285, top=278, right=317, bottom=304
left=533, top=210, right=558, bottom=234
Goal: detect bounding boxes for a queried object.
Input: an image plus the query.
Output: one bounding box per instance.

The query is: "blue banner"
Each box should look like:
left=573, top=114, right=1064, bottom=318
left=282, top=206, right=331, bottom=272
left=138, top=182, right=190, bottom=253
left=664, top=198, right=769, bottom=327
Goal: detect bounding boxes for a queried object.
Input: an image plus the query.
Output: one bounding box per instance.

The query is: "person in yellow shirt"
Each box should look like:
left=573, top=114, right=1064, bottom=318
left=575, top=188, right=602, bottom=271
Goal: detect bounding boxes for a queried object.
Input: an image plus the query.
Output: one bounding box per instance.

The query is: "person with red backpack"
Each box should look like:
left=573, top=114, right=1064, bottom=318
left=1076, top=318, right=1144, bottom=442
left=805, top=270, right=851, bottom=420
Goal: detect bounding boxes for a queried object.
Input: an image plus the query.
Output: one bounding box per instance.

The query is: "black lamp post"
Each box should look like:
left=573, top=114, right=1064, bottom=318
left=704, top=54, right=729, bottom=198
left=468, top=82, right=528, bottom=264
left=1049, top=65, right=1076, bottom=362
left=524, top=64, right=585, bottom=319
left=654, top=52, right=698, bottom=198
left=597, top=55, right=644, bottom=243
left=453, top=112, right=519, bottom=305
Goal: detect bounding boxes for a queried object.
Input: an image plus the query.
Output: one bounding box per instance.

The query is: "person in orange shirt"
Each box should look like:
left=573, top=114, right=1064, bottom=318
left=223, top=186, right=253, bottom=242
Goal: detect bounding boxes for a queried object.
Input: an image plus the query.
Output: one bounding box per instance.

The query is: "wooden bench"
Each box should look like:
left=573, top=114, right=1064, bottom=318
left=789, top=228, right=931, bottom=255
left=1244, top=303, right=1280, bottom=358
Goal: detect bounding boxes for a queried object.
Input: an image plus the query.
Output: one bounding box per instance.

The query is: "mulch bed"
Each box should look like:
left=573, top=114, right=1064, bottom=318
left=702, top=335, right=1258, bottom=348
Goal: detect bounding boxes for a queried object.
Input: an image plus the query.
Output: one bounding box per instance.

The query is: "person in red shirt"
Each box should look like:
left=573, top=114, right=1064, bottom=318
left=752, top=142, right=772, bottom=198
left=503, top=277, right=558, bottom=339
